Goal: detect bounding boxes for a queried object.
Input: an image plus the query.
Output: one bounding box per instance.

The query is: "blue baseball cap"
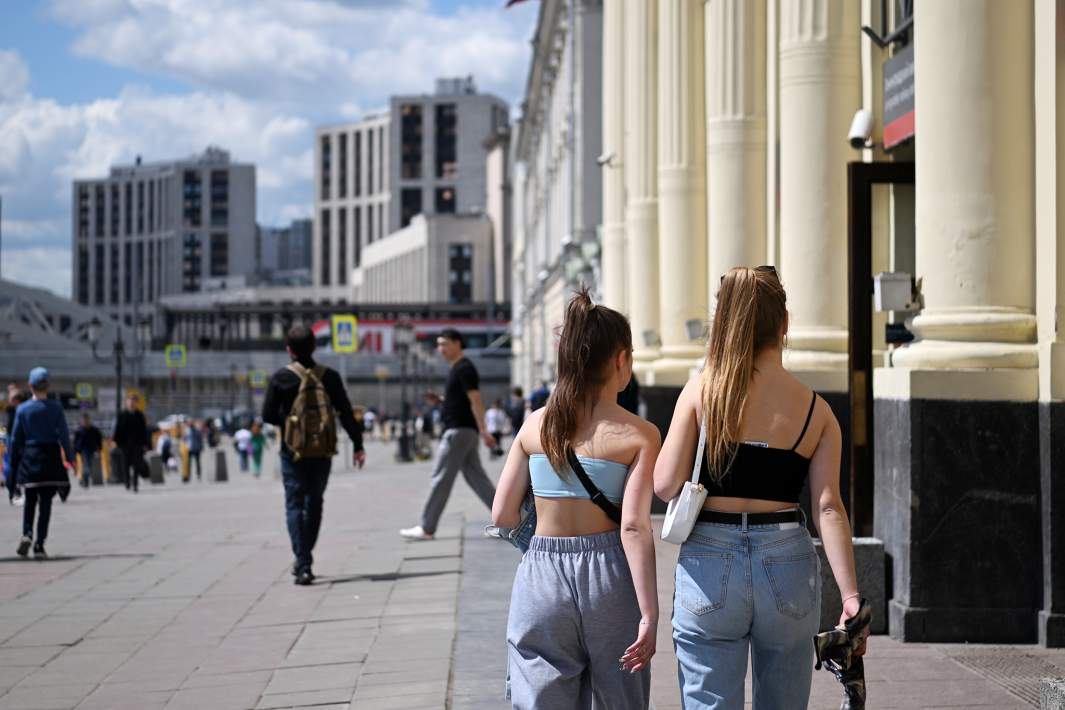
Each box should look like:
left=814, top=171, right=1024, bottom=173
left=28, top=367, right=49, bottom=387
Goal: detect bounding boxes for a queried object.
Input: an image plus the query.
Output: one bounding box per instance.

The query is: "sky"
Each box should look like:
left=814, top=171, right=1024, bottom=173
left=0, top=0, right=539, bottom=296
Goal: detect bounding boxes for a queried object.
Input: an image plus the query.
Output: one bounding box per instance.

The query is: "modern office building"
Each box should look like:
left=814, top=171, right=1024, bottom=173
left=509, top=0, right=603, bottom=392
left=595, top=0, right=1064, bottom=647
left=71, top=147, right=256, bottom=325
left=313, top=77, right=509, bottom=300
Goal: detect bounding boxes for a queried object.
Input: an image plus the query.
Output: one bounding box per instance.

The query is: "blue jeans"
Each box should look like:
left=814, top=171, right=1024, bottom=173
left=280, top=453, right=331, bottom=571
left=673, top=517, right=821, bottom=710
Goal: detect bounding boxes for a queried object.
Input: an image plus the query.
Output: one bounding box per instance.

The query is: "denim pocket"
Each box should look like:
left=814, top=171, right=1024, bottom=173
left=676, top=552, right=732, bottom=615
left=763, top=551, right=819, bottom=620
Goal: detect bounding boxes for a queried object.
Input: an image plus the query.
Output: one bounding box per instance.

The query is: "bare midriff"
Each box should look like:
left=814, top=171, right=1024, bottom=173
left=703, top=496, right=799, bottom=514
left=533, top=497, right=620, bottom=537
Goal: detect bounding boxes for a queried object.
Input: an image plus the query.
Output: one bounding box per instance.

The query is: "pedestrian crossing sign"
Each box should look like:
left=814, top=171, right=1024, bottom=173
left=164, top=344, right=187, bottom=369
left=75, top=382, right=94, bottom=400
left=332, top=315, right=358, bottom=353
left=249, top=370, right=268, bottom=388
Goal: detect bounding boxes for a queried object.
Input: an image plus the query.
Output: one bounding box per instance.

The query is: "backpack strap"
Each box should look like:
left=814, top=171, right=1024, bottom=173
left=565, top=449, right=622, bottom=525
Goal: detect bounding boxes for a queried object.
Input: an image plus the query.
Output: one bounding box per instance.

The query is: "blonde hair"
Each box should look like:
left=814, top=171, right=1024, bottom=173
left=701, top=266, right=788, bottom=481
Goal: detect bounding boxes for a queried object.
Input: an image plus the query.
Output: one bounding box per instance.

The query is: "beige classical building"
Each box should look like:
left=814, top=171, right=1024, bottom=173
left=598, top=0, right=1064, bottom=646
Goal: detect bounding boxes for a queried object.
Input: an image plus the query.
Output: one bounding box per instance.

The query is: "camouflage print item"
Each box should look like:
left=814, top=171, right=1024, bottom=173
left=813, top=599, right=872, bottom=710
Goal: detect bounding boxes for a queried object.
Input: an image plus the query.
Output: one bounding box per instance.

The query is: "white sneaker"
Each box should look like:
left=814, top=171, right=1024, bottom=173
left=399, top=525, right=434, bottom=540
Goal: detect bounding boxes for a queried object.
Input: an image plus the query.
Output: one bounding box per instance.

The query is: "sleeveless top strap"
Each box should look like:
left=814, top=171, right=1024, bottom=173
left=790, top=392, right=818, bottom=451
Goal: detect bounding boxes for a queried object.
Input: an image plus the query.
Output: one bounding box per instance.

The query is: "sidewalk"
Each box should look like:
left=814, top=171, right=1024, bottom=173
left=0, top=440, right=1059, bottom=709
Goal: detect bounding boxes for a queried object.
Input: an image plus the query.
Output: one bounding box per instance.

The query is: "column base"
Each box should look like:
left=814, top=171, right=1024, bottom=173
left=891, top=338, right=1038, bottom=369
left=889, top=600, right=1037, bottom=643
left=649, top=356, right=701, bottom=386
left=1040, top=611, right=1065, bottom=648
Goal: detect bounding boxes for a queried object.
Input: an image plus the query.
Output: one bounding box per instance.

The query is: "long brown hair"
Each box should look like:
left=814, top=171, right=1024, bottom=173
left=701, top=266, right=788, bottom=481
left=541, top=288, right=632, bottom=477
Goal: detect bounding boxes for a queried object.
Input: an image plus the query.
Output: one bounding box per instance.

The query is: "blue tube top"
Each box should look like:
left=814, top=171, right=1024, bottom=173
left=529, top=453, right=630, bottom=503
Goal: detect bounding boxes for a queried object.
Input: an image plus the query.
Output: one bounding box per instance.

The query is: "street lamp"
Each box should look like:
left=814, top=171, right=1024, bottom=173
left=89, top=316, right=145, bottom=424
left=393, top=319, right=416, bottom=462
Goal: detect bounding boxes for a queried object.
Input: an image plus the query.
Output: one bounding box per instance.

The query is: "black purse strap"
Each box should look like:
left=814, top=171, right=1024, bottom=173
left=566, top=448, right=622, bottom=525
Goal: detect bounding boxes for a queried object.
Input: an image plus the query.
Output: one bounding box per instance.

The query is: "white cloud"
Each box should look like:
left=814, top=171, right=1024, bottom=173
left=0, top=50, right=30, bottom=102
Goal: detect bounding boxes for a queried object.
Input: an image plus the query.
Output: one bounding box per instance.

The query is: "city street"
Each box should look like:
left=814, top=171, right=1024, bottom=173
left=0, top=441, right=1060, bottom=709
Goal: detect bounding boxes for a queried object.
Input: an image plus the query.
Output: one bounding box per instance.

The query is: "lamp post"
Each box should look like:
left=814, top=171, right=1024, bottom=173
left=89, top=317, right=145, bottom=423
left=393, top=319, right=415, bottom=462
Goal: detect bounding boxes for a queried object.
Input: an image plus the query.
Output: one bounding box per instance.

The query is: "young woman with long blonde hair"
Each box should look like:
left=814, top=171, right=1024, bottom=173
left=493, top=289, right=660, bottom=709
left=653, top=266, right=865, bottom=709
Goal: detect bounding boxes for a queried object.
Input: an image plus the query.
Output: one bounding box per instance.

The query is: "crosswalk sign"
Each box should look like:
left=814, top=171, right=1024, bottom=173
left=332, top=315, right=358, bottom=353
left=164, top=344, right=187, bottom=368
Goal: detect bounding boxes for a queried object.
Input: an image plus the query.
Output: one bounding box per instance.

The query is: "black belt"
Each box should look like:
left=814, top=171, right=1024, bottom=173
left=697, top=509, right=803, bottom=526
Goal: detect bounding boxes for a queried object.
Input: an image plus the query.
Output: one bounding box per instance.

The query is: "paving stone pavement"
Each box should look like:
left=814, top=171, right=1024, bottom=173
left=1, top=440, right=1061, bottom=709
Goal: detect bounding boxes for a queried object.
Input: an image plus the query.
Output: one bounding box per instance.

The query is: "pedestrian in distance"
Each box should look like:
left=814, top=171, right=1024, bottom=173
left=653, top=266, right=866, bottom=709
left=529, top=379, right=551, bottom=412
left=486, top=399, right=508, bottom=459
left=493, top=289, right=660, bottom=710
left=250, top=421, right=266, bottom=477
left=3, top=386, right=30, bottom=505
left=6, top=368, right=74, bottom=559
left=113, top=393, right=150, bottom=493
left=73, top=413, right=103, bottom=488
left=400, top=329, right=498, bottom=541
left=234, top=425, right=252, bottom=472
left=186, top=419, right=204, bottom=481
left=262, top=324, right=366, bottom=586
left=506, top=386, right=526, bottom=437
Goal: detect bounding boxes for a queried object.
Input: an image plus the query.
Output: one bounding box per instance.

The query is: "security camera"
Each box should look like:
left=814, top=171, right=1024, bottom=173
left=848, top=109, right=873, bottom=149
left=596, top=152, right=615, bottom=167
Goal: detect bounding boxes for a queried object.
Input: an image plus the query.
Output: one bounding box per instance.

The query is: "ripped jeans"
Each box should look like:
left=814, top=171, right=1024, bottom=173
left=672, top=517, right=822, bottom=710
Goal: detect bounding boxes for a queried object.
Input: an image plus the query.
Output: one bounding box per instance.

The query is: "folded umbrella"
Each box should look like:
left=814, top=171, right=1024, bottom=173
left=813, top=598, right=872, bottom=710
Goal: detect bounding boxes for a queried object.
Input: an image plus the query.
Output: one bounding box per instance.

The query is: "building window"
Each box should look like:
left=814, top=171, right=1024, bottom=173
left=378, top=203, right=385, bottom=239
left=110, top=184, right=119, bottom=237
left=338, top=207, right=347, bottom=286
left=320, top=209, right=331, bottom=285
left=148, top=181, right=155, bottom=232
left=435, top=187, right=456, bottom=214
left=210, top=233, right=228, bottom=277
left=339, top=133, right=348, bottom=199
left=136, top=182, right=145, bottom=233
left=401, top=188, right=422, bottom=228
left=136, top=242, right=144, bottom=301
left=367, top=129, right=374, bottom=195
left=435, top=103, right=457, bottom=178
left=77, top=186, right=90, bottom=239
left=77, top=245, right=89, bottom=304
left=400, top=104, right=423, bottom=179
left=354, top=206, right=362, bottom=267
left=124, top=243, right=132, bottom=303
left=183, top=171, right=202, bottom=227
left=182, top=233, right=201, bottom=292
left=367, top=204, right=373, bottom=245
left=378, top=126, right=385, bottom=192
left=148, top=241, right=155, bottom=298
left=93, top=185, right=104, bottom=237
left=124, top=183, right=132, bottom=236
left=94, top=244, right=105, bottom=304
left=210, top=170, right=228, bottom=227
left=448, top=243, right=473, bottom=304
left=320, top=134, right=331, bottom=200
left=354, top=131, right=362, bottom=197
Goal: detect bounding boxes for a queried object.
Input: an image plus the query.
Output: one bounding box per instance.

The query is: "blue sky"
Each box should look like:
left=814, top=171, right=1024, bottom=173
left=0, top=0, right=538, bottom=296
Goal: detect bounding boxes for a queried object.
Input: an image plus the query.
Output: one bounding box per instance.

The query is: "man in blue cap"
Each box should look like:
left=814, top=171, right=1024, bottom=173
left=6, top=367, right=73, bottom=559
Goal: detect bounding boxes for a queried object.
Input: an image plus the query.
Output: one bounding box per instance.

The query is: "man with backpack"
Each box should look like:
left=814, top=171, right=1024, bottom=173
left=262, top=324, right=366, bottom=586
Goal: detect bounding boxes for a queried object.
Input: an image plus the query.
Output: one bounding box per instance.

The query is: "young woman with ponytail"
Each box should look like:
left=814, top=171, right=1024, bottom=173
left=653, top=266, right=864, bottom=709
left=493, top=288, right=660, bottom=710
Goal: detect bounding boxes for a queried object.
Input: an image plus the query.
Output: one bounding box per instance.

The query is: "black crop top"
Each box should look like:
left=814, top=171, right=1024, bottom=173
left=698, top=392, right=817, bottom=504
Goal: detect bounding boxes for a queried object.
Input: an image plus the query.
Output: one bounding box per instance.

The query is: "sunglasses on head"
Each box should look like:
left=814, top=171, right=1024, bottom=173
left=721, top=265, right=778, bottom=284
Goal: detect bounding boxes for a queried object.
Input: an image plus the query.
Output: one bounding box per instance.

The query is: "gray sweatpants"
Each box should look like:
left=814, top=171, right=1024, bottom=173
left=507, top=531, right=651, bottom=710
left=419, top=427, right=496, bottom=535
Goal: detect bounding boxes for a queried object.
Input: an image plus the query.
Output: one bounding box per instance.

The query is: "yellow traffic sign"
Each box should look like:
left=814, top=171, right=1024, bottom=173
left=75, top=382, right=94, bottom=400
left=332, top=315, right=358, bottom=353
left=249, top=370, right=268, bottom=388
left=164, top=344, right=187, bottom=368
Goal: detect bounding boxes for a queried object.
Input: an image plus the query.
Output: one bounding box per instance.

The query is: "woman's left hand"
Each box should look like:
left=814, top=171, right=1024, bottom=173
left=838, top=597, right=869, bottom=657
left=620, top=618, right=657, bottom=673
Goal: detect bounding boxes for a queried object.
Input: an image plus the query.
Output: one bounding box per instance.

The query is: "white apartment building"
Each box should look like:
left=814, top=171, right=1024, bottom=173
left=510, top=0, right=603, bottom=392
left=313, top=77, right=510, bottom=301
left=71, top=147, right=256, bottom=326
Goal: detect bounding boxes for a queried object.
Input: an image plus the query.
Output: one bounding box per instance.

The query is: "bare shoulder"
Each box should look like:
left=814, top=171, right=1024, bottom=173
left=518, top=408, right=546, bottom=453
left=612, top=406, right=661, bottom=449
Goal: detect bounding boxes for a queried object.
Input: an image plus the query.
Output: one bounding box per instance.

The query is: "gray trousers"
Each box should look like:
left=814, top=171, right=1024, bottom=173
left=507, top=531, right=651, bottom=710
left=419, top=427, right=496, bottom=535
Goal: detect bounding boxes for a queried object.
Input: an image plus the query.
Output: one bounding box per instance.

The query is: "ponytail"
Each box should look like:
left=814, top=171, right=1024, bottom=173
left=541, top=288, right=632, bottom=477
left=701, top=267, right=788, bottom=480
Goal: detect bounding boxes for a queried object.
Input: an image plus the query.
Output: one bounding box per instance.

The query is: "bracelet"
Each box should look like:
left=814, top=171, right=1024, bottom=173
left=842, top=592, right=860, bottom=603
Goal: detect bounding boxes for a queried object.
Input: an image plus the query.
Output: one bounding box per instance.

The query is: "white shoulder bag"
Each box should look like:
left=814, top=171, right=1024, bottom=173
left=660, top=419, right=708, bottom=544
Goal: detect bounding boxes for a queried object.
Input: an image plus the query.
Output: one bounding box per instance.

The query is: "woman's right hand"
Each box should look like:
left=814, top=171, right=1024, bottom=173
left=620, top=618, right=657, bottom=673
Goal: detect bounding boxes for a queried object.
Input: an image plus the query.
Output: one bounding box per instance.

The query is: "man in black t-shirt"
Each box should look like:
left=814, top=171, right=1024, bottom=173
left=400, top=329, right=497, bottom=540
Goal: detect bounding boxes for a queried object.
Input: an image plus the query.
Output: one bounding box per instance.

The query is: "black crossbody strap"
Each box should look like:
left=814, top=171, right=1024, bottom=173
left=566, top=449, right=622, bottom=525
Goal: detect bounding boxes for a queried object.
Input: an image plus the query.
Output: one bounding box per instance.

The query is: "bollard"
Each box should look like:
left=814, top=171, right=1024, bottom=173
left=214, top=449, right=228, bottom=482
left=147, top=452, right=165, bottom=484
left=108, top=447, right=126, bottom=485
left=89, top=452, right=104, bottom=485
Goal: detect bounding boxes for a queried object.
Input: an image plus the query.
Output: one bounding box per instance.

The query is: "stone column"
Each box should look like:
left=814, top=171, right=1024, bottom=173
left=778, top=0, right=859, bottom=384
left=706, top=0, right=767, bottom=297
left=651, top=0, right=707, bottom=385
left=601, top=0, right=627, bottom=313
left=623, top=0, right=659, bottom=368
left=1036, top=0, right=1065, bottom=648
